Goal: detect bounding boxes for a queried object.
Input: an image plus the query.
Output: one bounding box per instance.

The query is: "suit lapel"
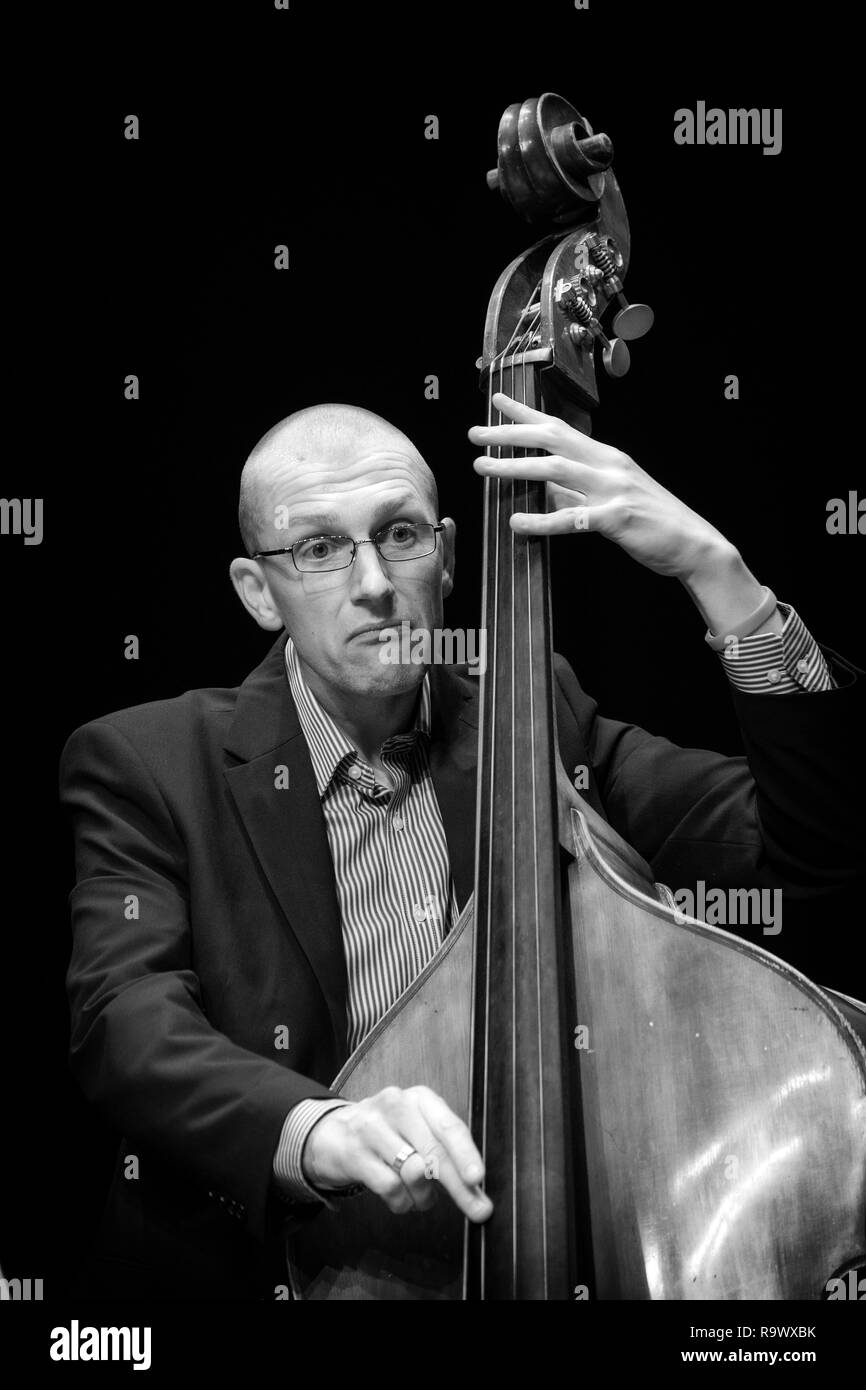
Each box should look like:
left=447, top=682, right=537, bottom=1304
left=222, top=633, right=349, bottom=1060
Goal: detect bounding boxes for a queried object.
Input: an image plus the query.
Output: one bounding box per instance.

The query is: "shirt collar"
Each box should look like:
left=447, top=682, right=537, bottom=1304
left=284, top=635, right=431, bottom=799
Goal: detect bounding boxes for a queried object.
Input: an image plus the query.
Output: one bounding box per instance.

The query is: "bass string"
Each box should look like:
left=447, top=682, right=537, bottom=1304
left=480, top=308, right=543, bottom=1291
left=478, top=351, right=496, bottom=1298
left=518, top=327, right=549, bottom=1294
left=504, top=344, right=519, bottom=1295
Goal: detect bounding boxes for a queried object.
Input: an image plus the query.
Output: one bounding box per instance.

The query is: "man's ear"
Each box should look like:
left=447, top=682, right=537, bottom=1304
left=229, top=557, right=284, bottom=631
left=440, top=517, right=456, bottom=598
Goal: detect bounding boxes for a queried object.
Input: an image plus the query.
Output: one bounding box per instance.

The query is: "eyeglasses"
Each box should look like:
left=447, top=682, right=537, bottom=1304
left=253, top=521, right=444, bottom=574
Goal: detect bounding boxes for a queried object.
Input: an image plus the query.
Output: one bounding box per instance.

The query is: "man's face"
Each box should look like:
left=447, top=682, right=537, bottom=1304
left=234, top=435, right=455, bottom=701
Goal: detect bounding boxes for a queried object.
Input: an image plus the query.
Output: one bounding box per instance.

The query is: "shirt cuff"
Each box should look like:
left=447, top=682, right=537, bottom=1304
left=715, top=602, right=836, bottom=694
left=272, top=1097, right=351, bottom=1205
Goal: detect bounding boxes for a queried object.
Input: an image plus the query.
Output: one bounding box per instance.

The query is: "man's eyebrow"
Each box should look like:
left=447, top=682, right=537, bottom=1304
left=287, top=497, right=428, bottom=535
left=287, top=511, right=340, bottom=533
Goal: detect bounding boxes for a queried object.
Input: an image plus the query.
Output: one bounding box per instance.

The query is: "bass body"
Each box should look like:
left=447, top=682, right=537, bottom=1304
left=286, top=789, right=866, bottom=1299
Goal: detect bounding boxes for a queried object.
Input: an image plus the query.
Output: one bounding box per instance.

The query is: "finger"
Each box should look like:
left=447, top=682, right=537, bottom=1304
left=470, top=421, right=598, bottom=461
left=473, top=455, right=601, bottom=493
left=352, top=1153, right=417, bottom=1216
left=489, top=391, right=552, bottom=424
left=413, top=1089, right=483, bottom=1182
left=375, top=1112, right=457, bottom=1214
left=367, top=1116, right=439, bottom=1212
left=414, top=1091, right=492, bottom=1222
left=371, top=1098, right=463, bottom=1213
left=473, top=453, right=561, bottom=483
left=388, top=1149, right=439, bottom=1212
left=531, top=500, right=626, bottom=537
left=510, top=505, right=595, bottom=536
left=469, top=422, right=563, bottom=450
left=466, top=395, right=551, bottom=445
left=363, top=1120, right=435, bottom=1213
left=416, top=1143, right=491, bottom=1222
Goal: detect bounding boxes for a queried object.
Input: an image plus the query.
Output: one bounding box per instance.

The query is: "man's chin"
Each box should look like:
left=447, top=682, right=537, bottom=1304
left=339, top=644, right=426, bottom=697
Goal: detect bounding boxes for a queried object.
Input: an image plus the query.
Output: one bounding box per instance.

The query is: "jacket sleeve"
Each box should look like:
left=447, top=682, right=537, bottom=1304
left=554, top=647, right=866, bottom=897
left=60, top=718, right=336, bottom=1244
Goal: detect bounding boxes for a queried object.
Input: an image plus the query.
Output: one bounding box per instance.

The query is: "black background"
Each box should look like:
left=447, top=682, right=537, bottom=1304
left=1, top=0, right=862, bottom=1300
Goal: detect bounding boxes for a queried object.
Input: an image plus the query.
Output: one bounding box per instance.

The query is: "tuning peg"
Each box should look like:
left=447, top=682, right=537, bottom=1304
left=555, top=278, right=631, bottom=378
left=610, top=300, right=654, bottom=342
left=601, top=334, right=631, bottom=378
left=603, top=286, right=653, bottom=341
left=566, top=322, right=630, bottom=378
left=585, top=234, right=654, bottom=342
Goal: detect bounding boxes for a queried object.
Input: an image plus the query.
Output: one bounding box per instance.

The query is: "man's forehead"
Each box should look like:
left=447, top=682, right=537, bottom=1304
left=286, top=487, right=427, bottom=530
left=263, top=432, right=418, bottom=481
left=260, top=444, right=434, bottom=516
left=267, top=468, right=428, bottom=506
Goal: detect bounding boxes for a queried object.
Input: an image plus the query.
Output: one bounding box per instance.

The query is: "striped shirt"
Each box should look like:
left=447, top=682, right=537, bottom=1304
left=273, top=602, right=834, bottom=1202
left=274, top=636, right=457, bottom=1200
left=712, top=603, right=835, bottom=694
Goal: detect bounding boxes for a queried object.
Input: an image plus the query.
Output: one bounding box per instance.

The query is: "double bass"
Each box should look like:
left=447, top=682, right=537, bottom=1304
left=287, top=93, right=866, bottom=1300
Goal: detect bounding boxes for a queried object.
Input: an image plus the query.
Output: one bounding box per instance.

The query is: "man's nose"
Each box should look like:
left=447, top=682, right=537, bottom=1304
left=349, top=541, right=395, bottom=601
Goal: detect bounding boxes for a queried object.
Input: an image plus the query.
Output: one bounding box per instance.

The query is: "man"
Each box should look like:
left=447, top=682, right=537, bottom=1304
left=61, top=393, right=863, bottom=1299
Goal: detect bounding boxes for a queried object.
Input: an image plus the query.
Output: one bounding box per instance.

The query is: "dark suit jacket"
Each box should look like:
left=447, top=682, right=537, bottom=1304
left=59, top=632, right=865, bottom=1298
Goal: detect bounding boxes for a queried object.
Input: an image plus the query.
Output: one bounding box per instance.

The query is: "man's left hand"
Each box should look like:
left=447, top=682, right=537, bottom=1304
left=469, top=391, right=731, bottom=582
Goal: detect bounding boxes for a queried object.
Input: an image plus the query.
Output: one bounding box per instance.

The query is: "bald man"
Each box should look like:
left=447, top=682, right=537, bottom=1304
left=60, top=396, right=864, bottom=1299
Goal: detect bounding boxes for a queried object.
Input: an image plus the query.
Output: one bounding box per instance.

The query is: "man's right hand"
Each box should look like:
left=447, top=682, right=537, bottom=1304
left=302, top=1085, right=493, bottom=1222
